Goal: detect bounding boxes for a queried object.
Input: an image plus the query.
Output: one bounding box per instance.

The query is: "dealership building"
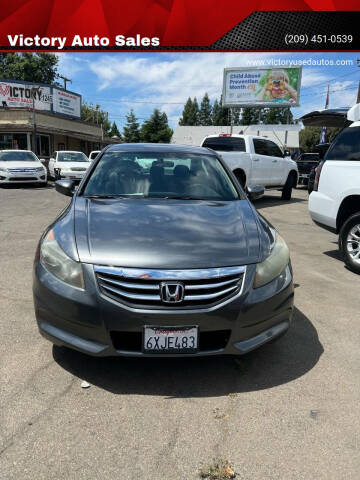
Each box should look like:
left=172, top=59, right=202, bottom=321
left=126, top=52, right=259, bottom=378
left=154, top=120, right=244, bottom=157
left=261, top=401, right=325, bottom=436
left=0, top=79, right=117, bottom=158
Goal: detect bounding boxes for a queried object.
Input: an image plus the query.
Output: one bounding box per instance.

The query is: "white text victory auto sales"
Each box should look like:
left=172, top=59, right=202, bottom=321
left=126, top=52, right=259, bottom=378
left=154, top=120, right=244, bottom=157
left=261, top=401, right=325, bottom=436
left=7, top=34, right=160, bottom=49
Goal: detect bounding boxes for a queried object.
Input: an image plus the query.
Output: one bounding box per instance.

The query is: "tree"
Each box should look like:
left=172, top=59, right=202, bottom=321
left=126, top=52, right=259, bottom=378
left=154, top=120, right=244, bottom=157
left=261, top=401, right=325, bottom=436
left=263, top=107, right=294, bottom=125
left=190, top=98, right=200, bottom=125
left=199, top=93, right=212, bottom=125
left=212, top=96, right=228, bottom=125
left=179, top=97, right=193, bottom=125
left=231, top=108, right=241, bottom=126
left=299, top=127, right=342, bottom=152
left=239, top=107, right=264, bottom=125
left=81, top=102, right=111, bottom=135
left=178, top=97, right=199, bottom=126
left=109, top=121, right=121, bottom=138
left=141, top=109, right=173, bottom=143
left=123, top=109, right=141, bottom=142
left=0, top=53, right=58, bottom=84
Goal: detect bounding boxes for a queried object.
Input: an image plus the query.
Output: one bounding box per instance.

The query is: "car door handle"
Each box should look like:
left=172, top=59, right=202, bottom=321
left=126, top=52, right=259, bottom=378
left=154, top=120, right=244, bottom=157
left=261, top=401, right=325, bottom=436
left=272, top=159, right=278, bottom=162
left=253, top=158, right=260, bottom=162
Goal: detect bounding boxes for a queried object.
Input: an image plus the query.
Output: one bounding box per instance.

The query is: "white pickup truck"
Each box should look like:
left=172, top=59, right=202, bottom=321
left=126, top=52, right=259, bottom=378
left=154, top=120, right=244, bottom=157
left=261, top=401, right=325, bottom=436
left=201, top=134, right=298, bottom=200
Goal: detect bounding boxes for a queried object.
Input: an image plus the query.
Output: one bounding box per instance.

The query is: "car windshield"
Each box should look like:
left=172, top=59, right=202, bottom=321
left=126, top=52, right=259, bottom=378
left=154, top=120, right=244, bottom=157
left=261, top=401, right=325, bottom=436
left=0, top=151, right=38, bottom=162
left=83, top=151, right=239, bottom=201
left=58, top=152, right=88, bottom=162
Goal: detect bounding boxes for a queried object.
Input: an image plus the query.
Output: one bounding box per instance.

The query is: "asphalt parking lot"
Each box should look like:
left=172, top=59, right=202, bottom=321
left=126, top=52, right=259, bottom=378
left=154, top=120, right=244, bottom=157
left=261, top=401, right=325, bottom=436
left=0, top=184, right=359, bottom=480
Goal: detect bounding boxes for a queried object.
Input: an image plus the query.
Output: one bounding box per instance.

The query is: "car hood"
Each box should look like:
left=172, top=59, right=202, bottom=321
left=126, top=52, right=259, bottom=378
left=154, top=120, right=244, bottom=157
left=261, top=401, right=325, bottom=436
left=0, top=161, right=42, bottom=169
left=73, top=197, right=263, bottom=269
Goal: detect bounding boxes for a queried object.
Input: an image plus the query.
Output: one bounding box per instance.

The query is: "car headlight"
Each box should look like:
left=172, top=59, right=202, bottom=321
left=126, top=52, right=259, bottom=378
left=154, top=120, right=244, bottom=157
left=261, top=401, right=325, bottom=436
left=0, top=167, right=8, bottom=172
left=254, top=232, right=290, bottom=288
left=35, top=166, right=45, bottom=172
left=40, top=230, right=84, bottom=289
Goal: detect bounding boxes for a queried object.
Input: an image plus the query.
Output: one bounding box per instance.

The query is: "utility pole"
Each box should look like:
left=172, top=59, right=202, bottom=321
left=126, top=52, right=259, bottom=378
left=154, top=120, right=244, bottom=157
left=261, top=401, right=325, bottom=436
left=357, top=80, right=360, bottom=104
left=31, top=86, right=40, bottom=155
left=57, top=74, right=72, bottom=90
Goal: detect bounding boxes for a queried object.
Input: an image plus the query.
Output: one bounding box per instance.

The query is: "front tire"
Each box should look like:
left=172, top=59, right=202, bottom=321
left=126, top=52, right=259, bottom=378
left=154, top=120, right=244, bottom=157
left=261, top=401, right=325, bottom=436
left=339, top=213, right=360, bottom=274
left=281, top=172, right=295, bottom=200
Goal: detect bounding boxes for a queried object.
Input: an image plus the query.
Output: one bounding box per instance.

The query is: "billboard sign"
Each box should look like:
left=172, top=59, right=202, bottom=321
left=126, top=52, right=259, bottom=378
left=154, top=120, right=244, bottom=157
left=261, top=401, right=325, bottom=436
left=53, top=88, right=81, bottom=117
left=223, top=66, right=302, bottom=108
left=0, top=79, right=81, bottom=118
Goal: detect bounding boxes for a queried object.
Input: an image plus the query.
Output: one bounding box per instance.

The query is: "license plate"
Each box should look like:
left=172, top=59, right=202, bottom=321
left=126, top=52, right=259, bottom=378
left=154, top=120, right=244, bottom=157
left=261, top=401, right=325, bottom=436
left=143, top=326, right=198, bottom=353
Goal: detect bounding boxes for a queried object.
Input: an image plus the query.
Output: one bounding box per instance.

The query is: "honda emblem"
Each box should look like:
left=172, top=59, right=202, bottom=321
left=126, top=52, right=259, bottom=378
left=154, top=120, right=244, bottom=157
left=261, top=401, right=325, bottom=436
left=160, top=282, right=185, bottom=303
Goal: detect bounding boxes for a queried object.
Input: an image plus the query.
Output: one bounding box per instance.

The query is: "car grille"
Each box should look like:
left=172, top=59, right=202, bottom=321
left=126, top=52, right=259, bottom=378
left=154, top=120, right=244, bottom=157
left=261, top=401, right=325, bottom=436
left=8, top=168, right=38, bottom=174
left=9, top=176, right=37, bottom=181
left=94, top=265, right=246, bottom=310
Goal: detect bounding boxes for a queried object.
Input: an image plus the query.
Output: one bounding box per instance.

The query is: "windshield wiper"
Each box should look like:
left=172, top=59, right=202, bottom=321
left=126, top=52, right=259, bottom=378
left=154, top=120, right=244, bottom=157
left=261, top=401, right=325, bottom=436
left=84, top=194, right=130, bottom=199
left=161, top=195, right=208, bottom=200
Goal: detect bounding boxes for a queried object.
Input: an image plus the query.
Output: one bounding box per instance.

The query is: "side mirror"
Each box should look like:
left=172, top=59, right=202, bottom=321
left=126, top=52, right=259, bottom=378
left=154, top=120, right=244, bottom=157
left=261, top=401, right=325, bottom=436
left=55, top=179, right=75, bottom=197
left=283, top=150, right=290, bottom=157
left=40, top=158, right=46, bottom=164
left=247, top=184, right=265, bottom=201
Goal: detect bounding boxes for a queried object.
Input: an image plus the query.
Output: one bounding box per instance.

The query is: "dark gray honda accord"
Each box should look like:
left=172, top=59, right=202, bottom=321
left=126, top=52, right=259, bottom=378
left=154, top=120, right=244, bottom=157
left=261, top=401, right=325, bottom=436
left=33, top=143, right=294, bottom=357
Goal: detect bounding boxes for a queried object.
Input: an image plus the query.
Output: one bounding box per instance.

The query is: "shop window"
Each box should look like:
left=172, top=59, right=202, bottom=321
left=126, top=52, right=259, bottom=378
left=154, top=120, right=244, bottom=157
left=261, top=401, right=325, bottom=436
left=13, top=134, right=28, bottom=150
left=0, top=134, right=13, bottom=150
left=36, top=135, right=50, bottom=157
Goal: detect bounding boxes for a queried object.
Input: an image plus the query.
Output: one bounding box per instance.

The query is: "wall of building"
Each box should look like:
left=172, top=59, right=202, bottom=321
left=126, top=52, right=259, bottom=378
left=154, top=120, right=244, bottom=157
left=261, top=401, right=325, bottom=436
left=171, top=125, right=301, bottom=149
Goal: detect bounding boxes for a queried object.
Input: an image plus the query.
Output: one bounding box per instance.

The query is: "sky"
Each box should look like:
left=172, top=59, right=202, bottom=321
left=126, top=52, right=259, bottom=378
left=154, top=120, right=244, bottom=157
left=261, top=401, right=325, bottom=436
left=57, top=52, right=360, bottom=130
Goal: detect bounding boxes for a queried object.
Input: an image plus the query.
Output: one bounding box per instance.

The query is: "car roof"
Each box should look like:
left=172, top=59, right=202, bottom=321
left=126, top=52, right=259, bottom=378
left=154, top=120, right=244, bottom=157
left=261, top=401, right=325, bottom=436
left=203, top=134, right=273, bottom=142
left=0, top=149, right=35, bottom=153
left=57, top=150, right=86, bottom=153
left=106, top=143, right=216, bottom=155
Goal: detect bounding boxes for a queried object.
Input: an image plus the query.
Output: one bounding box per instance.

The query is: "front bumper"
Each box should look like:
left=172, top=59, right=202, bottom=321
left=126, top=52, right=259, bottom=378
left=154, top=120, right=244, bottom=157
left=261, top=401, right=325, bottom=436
left=55, top=168, right=86, bottom=181
left=309, top=191, right=337, bottom=232
left=33, top=262, right=294, bottom=357
left=0, top=171, right=47, bottom=184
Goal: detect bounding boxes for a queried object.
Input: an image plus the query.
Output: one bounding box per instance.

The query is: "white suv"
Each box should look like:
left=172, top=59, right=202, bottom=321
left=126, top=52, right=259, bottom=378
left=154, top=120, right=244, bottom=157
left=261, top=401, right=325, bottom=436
left=309, top=103, right=360, bottom=273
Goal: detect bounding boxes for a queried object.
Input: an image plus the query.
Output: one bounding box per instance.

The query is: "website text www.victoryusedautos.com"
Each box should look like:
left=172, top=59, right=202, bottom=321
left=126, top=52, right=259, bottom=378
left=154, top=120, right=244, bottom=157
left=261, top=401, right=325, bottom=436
left=246, top=58, right=355, bottom=67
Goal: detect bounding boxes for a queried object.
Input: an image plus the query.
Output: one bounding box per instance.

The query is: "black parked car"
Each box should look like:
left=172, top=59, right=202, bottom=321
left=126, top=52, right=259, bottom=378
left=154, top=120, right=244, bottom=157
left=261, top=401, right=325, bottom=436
left=296, top=153, right=320, bottom=186
left=33, top=143, right=294, bottom=357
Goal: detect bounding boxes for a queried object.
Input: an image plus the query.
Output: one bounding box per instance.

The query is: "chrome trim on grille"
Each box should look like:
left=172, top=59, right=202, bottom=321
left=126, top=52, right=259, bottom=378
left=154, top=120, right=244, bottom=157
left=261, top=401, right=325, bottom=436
left=184, top=285, right=238, bottom=301
left=94, top=265, right=246, bottom=311
left=95, top=265, right=245, bottom=280
left=8, top=168, right=38, bottom=173
left=96, top=275, right=159, bottom=290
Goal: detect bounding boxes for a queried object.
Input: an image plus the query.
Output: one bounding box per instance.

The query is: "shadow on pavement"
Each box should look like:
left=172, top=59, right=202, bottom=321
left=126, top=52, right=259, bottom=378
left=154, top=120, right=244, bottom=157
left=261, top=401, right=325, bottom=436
left=53, top=307, right=323, bottom=398
left=323, top=249, right=343, bottom=262
left=254, top=195, right=306, bottom=210
left=0, top=183, right=53, bottom=190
